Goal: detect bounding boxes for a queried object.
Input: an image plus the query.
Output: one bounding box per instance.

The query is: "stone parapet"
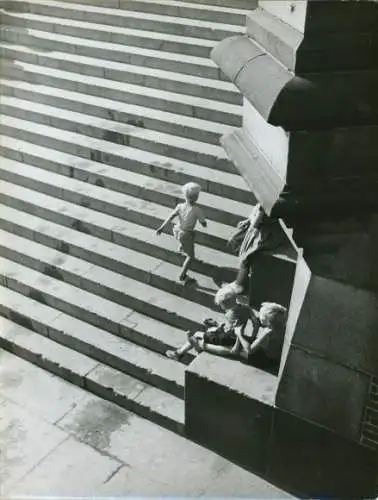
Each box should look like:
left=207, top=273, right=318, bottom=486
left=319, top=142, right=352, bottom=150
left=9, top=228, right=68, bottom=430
left=185, top=354, right=378, bottom=497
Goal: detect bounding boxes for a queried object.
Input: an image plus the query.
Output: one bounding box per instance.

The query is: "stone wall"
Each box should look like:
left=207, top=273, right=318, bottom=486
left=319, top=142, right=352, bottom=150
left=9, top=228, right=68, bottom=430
left=361, top=377, right=378, bottom=449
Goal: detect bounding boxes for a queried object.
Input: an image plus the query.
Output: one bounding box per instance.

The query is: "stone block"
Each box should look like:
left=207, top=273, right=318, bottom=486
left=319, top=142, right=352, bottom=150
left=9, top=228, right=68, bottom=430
left=290, top=275, right=378, bottom=376
left=186, top=354, right=276, bottom=475
left=276, top=346, right=370, bottom=442
left=267, top=408, right=378, bottom=498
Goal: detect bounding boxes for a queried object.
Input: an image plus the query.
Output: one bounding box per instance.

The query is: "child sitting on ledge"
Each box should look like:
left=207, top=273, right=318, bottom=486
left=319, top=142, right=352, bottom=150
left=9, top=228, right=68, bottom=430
left=166, top=283, right=287, bottom=373
left=166, top=282, right=255, bottom=361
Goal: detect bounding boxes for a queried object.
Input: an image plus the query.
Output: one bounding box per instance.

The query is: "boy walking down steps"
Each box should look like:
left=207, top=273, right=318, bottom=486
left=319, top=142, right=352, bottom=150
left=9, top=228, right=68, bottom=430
left=156, top=182, right=207, bottom=283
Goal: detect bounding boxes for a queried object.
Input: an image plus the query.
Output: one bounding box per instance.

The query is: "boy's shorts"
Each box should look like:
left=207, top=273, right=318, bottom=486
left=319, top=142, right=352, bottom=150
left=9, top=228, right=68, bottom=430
left=173, top=227, right=195, bottom=257
left=203, top=325, right=236, bottom=347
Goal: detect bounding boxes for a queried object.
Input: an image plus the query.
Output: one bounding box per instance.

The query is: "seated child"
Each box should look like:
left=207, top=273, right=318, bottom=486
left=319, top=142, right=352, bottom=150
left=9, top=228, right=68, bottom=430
left=228, top=203, right=285, bottom=295
left=165, top=282, right=255, bottom=360
left=194, top=299, right=287, bottom=374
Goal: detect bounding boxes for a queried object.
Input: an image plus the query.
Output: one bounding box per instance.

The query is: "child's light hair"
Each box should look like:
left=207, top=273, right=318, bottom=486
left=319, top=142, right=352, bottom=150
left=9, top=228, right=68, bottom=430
left=182, top=182, right=201, bottom=202
left=260, top=302, right=287, bottom=329
left=214, top=283, right=240, bottom=308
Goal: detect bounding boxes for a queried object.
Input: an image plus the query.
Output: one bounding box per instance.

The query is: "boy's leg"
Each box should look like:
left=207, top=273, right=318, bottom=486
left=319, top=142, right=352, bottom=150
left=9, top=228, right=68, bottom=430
left=178, top=232, right=195, bottom=281
left=166, top=332, right=203, bottom=359
left=179, top=255, right=192, bottom=281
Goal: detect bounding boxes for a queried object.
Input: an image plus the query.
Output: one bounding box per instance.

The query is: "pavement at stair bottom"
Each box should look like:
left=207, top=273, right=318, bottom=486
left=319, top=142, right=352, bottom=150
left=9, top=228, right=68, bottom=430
left=0, top=349, right=294, bottom=498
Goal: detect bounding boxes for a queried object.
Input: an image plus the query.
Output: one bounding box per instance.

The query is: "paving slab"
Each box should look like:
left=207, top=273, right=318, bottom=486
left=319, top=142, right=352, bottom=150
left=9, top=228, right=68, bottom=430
left=203, top=461, right=295, bottom=498
left=6, top=435, right=121, bottom=497
left=0, top=350, right=294, bottom=498
left=95, top=464, right=205, bottom=497
left=0, top=393, right=67, bottom=493
left=0, top=349, right=89, bottom=424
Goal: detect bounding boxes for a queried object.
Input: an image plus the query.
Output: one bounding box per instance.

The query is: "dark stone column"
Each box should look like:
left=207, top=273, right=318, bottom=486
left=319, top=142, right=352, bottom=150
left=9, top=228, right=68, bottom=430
left=209, top=0, right=378, bottom=495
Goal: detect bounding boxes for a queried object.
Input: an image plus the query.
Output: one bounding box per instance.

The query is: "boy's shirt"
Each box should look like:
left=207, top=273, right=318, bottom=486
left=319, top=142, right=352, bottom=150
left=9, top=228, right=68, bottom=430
left=175, top=202, right=206, bottom=232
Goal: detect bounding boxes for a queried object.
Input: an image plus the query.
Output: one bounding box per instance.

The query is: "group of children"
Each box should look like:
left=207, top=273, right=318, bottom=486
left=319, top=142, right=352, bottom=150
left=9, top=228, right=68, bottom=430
left=156, top=182, right=287, bottom=369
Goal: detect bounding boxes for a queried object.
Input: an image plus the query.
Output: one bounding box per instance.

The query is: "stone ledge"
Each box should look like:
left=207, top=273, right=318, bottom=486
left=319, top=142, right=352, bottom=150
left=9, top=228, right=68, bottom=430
left=186, top=353, right=278, bottom=406
left=212, top=35, right=378, bottom=130
left=246, top=7, right=302, bottom=72
left=185, top=354, right=378, bottom=497
left=246, top=7, right=378, bottom=74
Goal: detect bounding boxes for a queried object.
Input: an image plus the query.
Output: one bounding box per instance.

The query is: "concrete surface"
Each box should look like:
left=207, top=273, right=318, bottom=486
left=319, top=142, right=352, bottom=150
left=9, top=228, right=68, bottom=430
left=0, top=349, right=294, bottom=498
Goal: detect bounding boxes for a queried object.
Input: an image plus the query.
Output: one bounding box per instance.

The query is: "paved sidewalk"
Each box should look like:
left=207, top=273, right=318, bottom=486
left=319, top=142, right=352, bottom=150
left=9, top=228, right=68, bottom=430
left=0, top=349, right=294, bottom=498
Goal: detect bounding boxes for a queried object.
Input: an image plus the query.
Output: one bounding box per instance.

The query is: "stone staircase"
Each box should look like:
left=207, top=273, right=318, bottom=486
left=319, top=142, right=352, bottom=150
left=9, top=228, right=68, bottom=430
left=0, top=0, right=258, bottom=434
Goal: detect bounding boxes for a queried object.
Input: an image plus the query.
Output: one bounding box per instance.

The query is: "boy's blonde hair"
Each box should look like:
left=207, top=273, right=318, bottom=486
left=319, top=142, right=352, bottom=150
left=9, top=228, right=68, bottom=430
left=182, top=182, right=201, bottom=202
left=260, top=302, right=287, bottom=329
left=214, top=283, right=240, bottom=308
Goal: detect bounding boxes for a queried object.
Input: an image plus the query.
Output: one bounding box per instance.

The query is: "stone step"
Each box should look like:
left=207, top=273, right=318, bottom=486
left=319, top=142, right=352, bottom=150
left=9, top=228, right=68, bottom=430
left=1, top=0, right=246, bottom=40
left=0, top=95, right=236, bottom=173
left=0, top=78, right=233, bottom=146
left=0, top=10, right=217, bottom=58
left=0, top=225, right=204, bottom=357
left=0, top=136, right=250, bottom=226
left=0, top=252, right=223, bottom=336
left=0, top=315, right=185, bottom=433
left=1, top=26, right=224, bottom=81
left=0, top=60, right=242, bottom=126
left=47, top=0, right=253, bottom=9
left=0, top=154, right=233, bottom=252
left=34, top=0, right=250, bottom=23
left=0, top=115, right=250, bottom=204
left=0, top=182, right=239, bottom=281
left=0, top=283, right=186, bottom=398
left=0, top=205, right=220, bottom=311
left=0, top=43, right=240, bottom=105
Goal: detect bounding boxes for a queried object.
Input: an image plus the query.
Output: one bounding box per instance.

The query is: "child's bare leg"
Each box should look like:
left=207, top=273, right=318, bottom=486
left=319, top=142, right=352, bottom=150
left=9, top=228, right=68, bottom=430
left=166, top=331, right=202, bottom=360
left=232, top=258, right=252, bottom=293
left=179, top=255, right=192, bottom=280
left=235, top=261, right=248, bottom=287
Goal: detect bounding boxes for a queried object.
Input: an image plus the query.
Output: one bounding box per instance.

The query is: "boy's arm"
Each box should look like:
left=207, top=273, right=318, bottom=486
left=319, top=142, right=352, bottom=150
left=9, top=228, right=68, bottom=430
left=198, top=208, right=207, bottom=228
left=156, top=206, right=179, bottom=234
left=234, top=325, right=250, bottom=354
left=202, top=343, right=234, bottom=356
left=249, top=328, right=272, bottom=354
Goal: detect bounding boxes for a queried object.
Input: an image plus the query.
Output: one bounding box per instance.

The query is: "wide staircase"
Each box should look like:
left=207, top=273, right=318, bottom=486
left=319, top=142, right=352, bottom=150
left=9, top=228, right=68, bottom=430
left=0, top=0, right=256, bottom=434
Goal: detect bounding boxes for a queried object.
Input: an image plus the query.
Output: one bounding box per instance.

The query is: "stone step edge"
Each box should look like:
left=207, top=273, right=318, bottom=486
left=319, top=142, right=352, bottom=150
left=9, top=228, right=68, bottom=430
left=0, top=223, right=198, bottom=356
left=0, top=96, right=234, bottom=171
left=0, top=156, right=230, bottom=252
left=0, top=183, right=238, bottom=280
left=0, top=118, right=249, bottom=204
left=0, top=136, right=248, bottom=225
left=0, top=212, right=218, bottom=313
left=1, top=26, right=224, bottom=83
left=55, top=0, right=249, bottom=17
left=0, top=322, right=184, bottom=434
left=0, top=59, right=242, bottom=125
left=0, top=42, right=237, bottom=97
left=0, top=78, right=231, bottom=145
left=4, top=0, right=247, bottom=32
left=0, top=287, right=185, bottom=399
left=0, top=10, right=218, bottom=53
left=2, top=26, right=218, bottom=70
left=0, top=250, right=211, bottom=335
